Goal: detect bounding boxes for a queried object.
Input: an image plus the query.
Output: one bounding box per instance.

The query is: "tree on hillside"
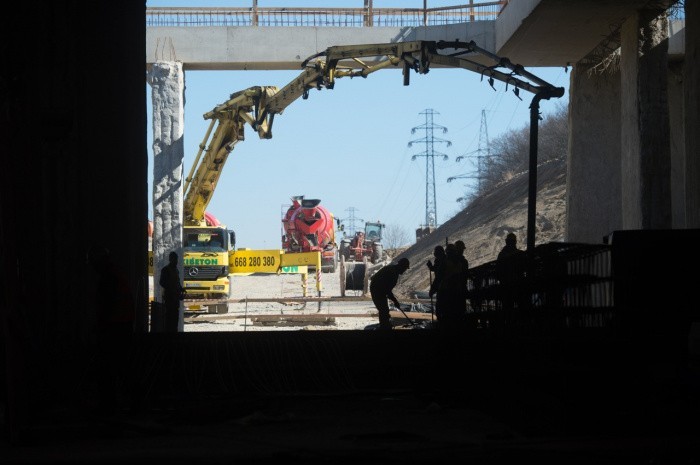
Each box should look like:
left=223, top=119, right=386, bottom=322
left=383, top=224, right=411, bottom=252
left=470, top=103, right=568, bottom=198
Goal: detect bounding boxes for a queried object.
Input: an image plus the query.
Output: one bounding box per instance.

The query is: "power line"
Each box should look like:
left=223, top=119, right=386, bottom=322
left=408, top=109, right=451, bottom=229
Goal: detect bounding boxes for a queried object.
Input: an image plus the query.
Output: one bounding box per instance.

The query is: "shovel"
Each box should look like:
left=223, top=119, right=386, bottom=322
left=394, top=302, right=418, bottom=327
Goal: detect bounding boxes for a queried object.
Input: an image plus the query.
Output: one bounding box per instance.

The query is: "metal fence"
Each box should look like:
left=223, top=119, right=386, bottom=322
left=146, top=2, right=507, bottom=28
left=466, top=242, right=615, bottom=334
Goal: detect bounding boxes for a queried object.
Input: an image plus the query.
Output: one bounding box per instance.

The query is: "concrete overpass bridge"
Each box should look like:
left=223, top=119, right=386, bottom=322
left=146, top=1, right=698, bottom=258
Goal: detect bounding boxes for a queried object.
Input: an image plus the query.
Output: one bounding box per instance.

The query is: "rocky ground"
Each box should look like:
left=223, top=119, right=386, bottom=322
left=181, top=158, right=567, bottom=333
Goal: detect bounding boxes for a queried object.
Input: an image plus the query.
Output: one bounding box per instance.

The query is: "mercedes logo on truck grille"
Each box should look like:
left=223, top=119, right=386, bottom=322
left=188, top=267, right=199, bottom=277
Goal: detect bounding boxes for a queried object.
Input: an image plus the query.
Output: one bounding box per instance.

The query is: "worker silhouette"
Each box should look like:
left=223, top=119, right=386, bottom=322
left=159, top=251, right=184, bottom=333
left=427, top=245, right=446, bottom=283
left=496, top=232, right=527, bottom=326
left=436, top=242, right=469, bottom=328
left=454, top=240, right=470, bottom=314
left=87, top=245, right=135, bottom=414
left=427, top=245, right=446, bottom=319
left=369, top=258, right=410, bottom=331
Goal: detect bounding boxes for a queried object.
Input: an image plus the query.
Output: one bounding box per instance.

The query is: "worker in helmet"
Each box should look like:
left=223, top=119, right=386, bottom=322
left=369, top=258, right=410, bottom=330
left=159, top=251, right=185, bottom=333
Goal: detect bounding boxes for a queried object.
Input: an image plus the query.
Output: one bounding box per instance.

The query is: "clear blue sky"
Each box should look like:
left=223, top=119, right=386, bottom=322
left=146, top=1, right=570, bottom=249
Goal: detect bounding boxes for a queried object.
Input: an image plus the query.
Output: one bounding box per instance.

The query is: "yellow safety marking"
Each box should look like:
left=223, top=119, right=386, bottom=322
left=280, top=251, right=321, bottom=267
left=281, top=251, right=322, bottom=292
left=229, top=249, right=282, bottom=274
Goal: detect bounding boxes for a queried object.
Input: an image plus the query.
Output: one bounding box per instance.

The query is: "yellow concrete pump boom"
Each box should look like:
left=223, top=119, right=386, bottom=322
left=182, top=39, right=563, bottom=228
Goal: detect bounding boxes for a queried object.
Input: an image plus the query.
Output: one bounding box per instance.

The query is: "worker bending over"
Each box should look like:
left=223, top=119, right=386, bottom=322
left=369, top=258, right=410, bottom=330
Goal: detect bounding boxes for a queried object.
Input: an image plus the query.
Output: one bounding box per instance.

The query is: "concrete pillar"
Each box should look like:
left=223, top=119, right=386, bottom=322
left=147, top=61, right=185, bottom=331
left=685, top=1, right=700, bottom=228
left=566, top=64, right=622, bottom=243
left=620, top=11, right=672, bottom=230
left=668, top=60, right=685, bottom=228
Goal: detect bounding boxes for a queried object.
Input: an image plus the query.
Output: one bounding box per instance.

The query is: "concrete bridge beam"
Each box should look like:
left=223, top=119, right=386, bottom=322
left=147, top=23, right=495, bottom=71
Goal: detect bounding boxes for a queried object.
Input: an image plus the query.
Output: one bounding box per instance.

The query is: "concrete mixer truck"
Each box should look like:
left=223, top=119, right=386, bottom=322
left=282, top=195, right=339, bottom=273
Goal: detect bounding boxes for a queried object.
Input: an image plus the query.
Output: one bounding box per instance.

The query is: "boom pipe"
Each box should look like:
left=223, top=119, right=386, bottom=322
left=324, top=41, right=424, bottom=62
left=263, top=64, right=325, bottom=115
left=437, top=40, right=557, bottom=89
left=184, top=86, right=277, bottom=224
left=183, top=118, right=243, bottom=224
left=426, top=53, right=542, bottom=95
left=184, top=118, right=216, bottom=195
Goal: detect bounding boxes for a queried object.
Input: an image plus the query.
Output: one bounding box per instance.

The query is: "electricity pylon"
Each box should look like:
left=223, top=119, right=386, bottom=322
left=408, top=109, right=451, bottom=228
left=341, top=207, right=364, bottom=236
left=448, top=109, right=490, bottom=199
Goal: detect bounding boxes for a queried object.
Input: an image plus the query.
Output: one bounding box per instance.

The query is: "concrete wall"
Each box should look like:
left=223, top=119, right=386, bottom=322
left=620, top=11, right=672, bottom=230
left=668, top=60, right=686, bottom=228
left=566, top=65, right=622, bottom=243
left=0, top=0, right=148, bottom=441
left=566, top=6, right=691, bottom=243
left=1, top=2, right=148, bottom=334
left=620, top=13, right=643, bottom=230
left=685, top=1, right=700, bottom=228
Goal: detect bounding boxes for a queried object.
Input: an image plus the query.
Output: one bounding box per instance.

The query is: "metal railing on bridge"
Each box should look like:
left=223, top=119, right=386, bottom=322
left=146, top=2, right=508, bottom=28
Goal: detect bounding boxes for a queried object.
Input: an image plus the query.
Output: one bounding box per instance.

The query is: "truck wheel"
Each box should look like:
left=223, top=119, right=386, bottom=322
left=345, top=263, right=366, bottom=291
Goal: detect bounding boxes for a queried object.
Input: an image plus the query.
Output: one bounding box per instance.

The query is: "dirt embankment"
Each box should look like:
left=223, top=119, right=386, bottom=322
left=392, top=159, right=567, bottom=298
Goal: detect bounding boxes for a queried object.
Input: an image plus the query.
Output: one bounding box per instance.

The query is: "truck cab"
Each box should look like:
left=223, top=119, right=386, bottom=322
left=182, top=226, right=236, bottom=314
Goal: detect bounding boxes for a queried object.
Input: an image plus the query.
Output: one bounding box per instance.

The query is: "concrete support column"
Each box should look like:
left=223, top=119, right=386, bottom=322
left=566, top=64, right=622, bottom=243
left=147, top=61, right=185, bottom=331
left=620, top=11, right=672, bottom=230
left=668, top=59, right=685, bottom=228
left=685, top=1, right=700, bottom=228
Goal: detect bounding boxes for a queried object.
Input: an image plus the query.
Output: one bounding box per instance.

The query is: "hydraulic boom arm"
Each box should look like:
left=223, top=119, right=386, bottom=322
left=182, top=40, right=564, bottom=226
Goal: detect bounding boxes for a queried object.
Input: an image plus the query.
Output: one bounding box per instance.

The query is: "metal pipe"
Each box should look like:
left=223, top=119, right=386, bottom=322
left=527, top=93, right=542, bottom=252
left=526, top=86, right=565, bottom=252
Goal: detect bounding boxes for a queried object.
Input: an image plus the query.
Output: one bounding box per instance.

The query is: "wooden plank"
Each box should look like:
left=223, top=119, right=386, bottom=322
left=185, top=297, right=432, bottom=304
left=184, top=310, right=433, bottom=323
left=251, top=315, right=336, bottom=326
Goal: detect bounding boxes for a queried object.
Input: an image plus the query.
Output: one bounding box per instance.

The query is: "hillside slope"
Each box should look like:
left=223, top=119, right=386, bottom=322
left=393, top=158, right=567, bottom=298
